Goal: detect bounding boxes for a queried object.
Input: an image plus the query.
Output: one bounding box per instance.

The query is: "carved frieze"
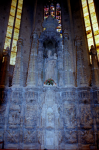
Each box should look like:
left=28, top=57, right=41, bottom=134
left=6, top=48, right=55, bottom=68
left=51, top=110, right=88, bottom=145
left=0, top=129, right=4, bottom=142
left=64, top=130, right=77, bottom=144
left=62, top=91, right=76, bottom=101
left=9, top=104, right=21, bottom=112
left=0, top=106, right=6, bottom=125
left=94, top=106, right=99, bottom=125
left=11, top=91, right=23, bottom=103
left=7, top=129, right=19, bottom=143
left=93, top=90, right=99, bottom=103
left=9, top=111, right=20, bottom=125
left=63, top=103, right=76, bottom=128
left=81, top=130, right=94, bottom=144
left=24, top=130, right=37, bottom=143
left=78, top=90, right=90, bottom=103
left=57, top=131, right=62, bottom=145
left=25, top=115, right=37, bottom=127
left=80, top=105, right=93, bottom=128
left=25, top=104, right=37, bottom=127
left=37, top=131, right=43, bottom=145
left=38, top=92, right=44, bottom=104
left=12, top=91, right=23, bottom=98
left=25, top=91, right=38, bottom=103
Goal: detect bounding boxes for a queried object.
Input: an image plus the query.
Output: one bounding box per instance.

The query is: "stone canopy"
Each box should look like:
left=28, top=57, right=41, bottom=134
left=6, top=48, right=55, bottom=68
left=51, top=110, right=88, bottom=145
left=42, top=15, right=59, bottom=30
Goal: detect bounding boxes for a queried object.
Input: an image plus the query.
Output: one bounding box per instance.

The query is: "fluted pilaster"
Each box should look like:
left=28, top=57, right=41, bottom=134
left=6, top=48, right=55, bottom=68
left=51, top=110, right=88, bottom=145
left=58, top=41, right=63, bottom=86
left=27, top=31, right=38, bottom=86
left=76, top=37, right=88, bottom=87
left=37, top=41, right=43, bottom=86
left=90, top=45, right=99, bottom=87
left=12, top=38, right=23, bottom=86
left=63, top=30, right=75, bottom=87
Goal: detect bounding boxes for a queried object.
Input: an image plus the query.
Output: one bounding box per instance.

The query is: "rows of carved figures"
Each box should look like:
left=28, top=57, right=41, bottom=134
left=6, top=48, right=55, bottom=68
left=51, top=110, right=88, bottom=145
left=0, top=88, right=99, bottom=149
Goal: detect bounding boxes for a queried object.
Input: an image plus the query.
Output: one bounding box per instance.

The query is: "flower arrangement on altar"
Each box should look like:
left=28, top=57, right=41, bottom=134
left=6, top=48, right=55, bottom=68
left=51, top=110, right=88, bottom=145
left=44, top=78, right=56, bottom=86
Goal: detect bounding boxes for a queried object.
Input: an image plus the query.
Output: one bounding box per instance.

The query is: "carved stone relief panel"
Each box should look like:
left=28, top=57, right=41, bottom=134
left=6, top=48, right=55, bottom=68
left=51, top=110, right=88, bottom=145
left=9, top=104, right=21, bottom=112
left=37, top=131, right=44, bottom=145
left=97, top=91, right=99, bottom=104
left=38, top=92, right=44, bottom=104
left=24, top=130, right=37, bottom=144
left=8, top=111, right=20, bottom=125
left=81, top=130, right=94, bottom=144
left=63, top=102, right=76, bottom=128
left=78, top=90, right=90, bottom=103
left=55, top=92, right=61, bottom=104
left=25, top=104, right=37, bottom=128
left=25, top=91, right=38, bottom=104
left=62, top=90, right=76, bottom=102
left=45, top=130, right=55, bottom=149
left=11, top=91, right=23, bottom=103
left=0, top=105, right=6, bottom=125
left=64, top=130, right=77, bottom=144
left=7, top=129, right=19, bottom=143
left=0, top=129, right=4, bottom=144
left=93, top=90, right=99, bottom=104
left=94, top=105, right=99, bottom=125
left=80, top=104, right=93, bottom=128
left=57, top=131, right=63, bottom=145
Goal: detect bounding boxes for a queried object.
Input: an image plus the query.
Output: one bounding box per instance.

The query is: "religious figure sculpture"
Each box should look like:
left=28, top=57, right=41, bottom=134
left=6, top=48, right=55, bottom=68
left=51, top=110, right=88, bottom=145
left=44, top=50, right=57, bottom=83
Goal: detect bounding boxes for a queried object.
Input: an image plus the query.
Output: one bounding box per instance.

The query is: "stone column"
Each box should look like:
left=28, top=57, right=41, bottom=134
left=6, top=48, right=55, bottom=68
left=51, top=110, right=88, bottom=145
left=90, top=45, right=99, bottom=87
left=58, top=41, right=63, bottom=86
left=0, top=47, right=10, bottom=87
left=27, top=31, right=38, bottom=86
left=37, top=41, right=43, bottom=86
left=76, top=37, right=88, bottom=87
left=12, top=37, right=23, bottom=86
left=67, top=0, right=76, bottom=74
left=63, top=30, right=75, bottom=87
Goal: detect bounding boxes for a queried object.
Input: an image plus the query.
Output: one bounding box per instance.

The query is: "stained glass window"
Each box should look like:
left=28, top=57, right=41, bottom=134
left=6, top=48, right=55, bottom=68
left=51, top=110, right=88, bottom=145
left=50, top=3, right=55, bottom=18
left=81, top=0, right=99, bottom=62
left=44, top=2, right=62, bottom=38
left=44, top=5, right=49, bottom=19
left=56, top=3, right=62, bottom=38
left=3, top=0, right=23, bottom=65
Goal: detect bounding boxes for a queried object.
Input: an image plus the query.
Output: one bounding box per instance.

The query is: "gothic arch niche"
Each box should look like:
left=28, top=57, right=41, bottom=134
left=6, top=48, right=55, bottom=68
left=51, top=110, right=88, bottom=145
left=38, top=15, right=63, bottom=86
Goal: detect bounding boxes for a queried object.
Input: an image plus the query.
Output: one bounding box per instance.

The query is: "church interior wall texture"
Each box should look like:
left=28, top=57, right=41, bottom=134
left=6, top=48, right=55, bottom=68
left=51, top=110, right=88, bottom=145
left=0, top=0, right=99, bottom=149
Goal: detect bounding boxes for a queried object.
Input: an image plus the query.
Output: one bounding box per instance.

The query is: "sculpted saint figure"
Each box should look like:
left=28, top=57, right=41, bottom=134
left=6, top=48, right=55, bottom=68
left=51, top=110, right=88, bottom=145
left=45, top=50, right=57, bottom=82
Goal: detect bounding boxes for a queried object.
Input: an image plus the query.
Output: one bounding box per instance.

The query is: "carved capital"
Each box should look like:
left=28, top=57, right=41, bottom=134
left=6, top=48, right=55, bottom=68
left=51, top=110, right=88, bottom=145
left=38, top=42, right=43, bottom=51
left=63, top=30, right=69, bottom=40
left=31, top=30, right=38, bottom=40
left=17, top=37, right=23, bottom=46
left=75, top=36, right=82, bottom=46
left=90, top=45, right=97, bottom=55
left=3, top=47, right=10, bottom=57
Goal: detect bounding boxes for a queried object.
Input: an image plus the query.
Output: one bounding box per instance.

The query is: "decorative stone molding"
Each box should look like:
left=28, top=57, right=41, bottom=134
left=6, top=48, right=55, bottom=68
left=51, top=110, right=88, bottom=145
left=63, top=31, right=75, bottom=87
left=75, top=36, right=82, bottom=46
left=12, top=37, right=23, bottom=86
left=27, top=31, right=38, bottom=86
left=76, top=36, right=88, bottom=87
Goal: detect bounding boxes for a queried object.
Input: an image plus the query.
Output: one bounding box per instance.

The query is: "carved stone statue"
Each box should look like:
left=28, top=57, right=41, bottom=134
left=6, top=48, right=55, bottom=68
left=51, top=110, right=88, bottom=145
left=46, top=107, right=54, bottom=128
left=45, top=50, right=57, bottom=83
